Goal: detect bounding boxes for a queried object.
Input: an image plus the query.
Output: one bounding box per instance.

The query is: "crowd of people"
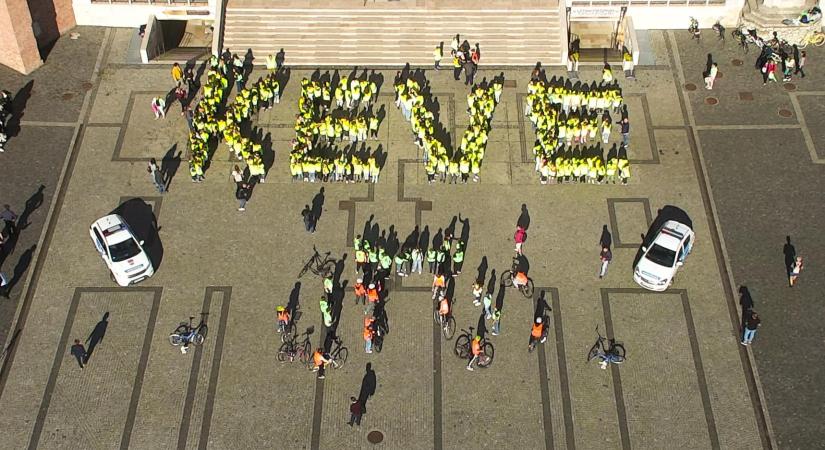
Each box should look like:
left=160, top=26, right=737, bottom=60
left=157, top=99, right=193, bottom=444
left=289, top=74, right=384, bottom=183
left=185, top=52, right=282, bottom=183
left=525, top=76, right=631, bottom=184
left=394, top=71, right=503, bottom=183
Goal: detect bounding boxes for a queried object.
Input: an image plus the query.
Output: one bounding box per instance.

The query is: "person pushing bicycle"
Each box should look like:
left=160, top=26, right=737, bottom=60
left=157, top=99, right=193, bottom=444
left=529, top=316, right=547, bottom=347
left=276, top=306, right=290, bottom=334
left=432, top=272, right=446, bottom=299
left=312, top=347, right=332, bottom=379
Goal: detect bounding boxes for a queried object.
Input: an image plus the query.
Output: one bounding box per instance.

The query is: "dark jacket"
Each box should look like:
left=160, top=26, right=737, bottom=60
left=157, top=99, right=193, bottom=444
left=745, top=313, right=761, bottom=330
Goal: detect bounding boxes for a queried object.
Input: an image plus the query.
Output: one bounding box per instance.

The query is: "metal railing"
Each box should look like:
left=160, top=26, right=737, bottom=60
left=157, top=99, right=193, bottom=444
left=571, top=0, right=725, bottom=6
left=90, top=0, right=208, bottom=5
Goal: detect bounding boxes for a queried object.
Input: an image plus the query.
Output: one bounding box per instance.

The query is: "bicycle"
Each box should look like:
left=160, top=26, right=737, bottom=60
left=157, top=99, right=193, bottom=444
left=712, top=21, right=725, bottom=42
left=277, top=330, right=313, bottom=366
left=500, top=257, right=534, bottom=298
left=586, top=326, right=626, bottom=368
left=799, top=30, right=825, bottom=48
left=454, top=327, right=494, bottom=368
left=169, top=316, right=207, bottom=348
left=276, top=305, right=302, bottom=343
left=326, top=336, right=349, bottom=370
left=432, top=303, right=456, bottom=340
left=298, top=245, right=336, bottom=278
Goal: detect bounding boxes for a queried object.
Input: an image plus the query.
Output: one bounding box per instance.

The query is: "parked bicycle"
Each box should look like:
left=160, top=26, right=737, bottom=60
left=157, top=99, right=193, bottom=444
left=586, top=326, right=626, bottom=369
left=433, top=299, right=456, bottom=340
left=277, top=329, right=313, bottom=365
left=454, top=327, right=494, bottom=368
left=298, top=245, right=336, bottom=278
left=169, top=316, right=207, bottom=352
left=501, top=257, right=534, bottom=298
left=799, top=30, right=825, bottom=48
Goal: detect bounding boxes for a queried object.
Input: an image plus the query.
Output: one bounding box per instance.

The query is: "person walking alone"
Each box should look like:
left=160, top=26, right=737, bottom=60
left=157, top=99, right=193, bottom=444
left=514, top=225, right=527, bottom=255
left=434, top=43, right=443, bottom=70
left=704, top=63, right=718, bottom=89
left=599, top=246, right=612, bottom=279
left=741, top=310, right=761, bottom=345
left=71, top=339, right=87, bottom=369
left=151, top=97, right=166, bottom=119
left=347, top=397, right=363, bottom=426
left=789, top=255, right=803, bottom=287
left=147, top=158, right=165, bottom=193
left=796, top=50, right=806, bottom=78
left=236, top=182, right=250, bottom=211
left=171, top=62, right=183, bottom=87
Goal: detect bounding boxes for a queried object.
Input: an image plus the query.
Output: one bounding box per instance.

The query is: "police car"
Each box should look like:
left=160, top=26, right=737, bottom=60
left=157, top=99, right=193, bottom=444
left=89, top=214, right=154, bottom=286
left=633, top=220, right=694, bottom=291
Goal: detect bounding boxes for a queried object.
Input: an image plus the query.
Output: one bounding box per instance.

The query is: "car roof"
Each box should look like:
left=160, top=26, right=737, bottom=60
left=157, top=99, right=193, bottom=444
left=654, top=221, right=691, bottom=251
left=92, top=214, right=133, bottom=245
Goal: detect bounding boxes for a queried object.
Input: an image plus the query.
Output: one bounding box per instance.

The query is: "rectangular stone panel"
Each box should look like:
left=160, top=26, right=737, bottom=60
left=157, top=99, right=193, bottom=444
left=605, top=290, right=714, bottom=450
left=37, top=288, right=160, bottom=450
left=117, top=91, right=190, bottom=161
left=623, top=94, right=657, bottom=164
left=607, top=198, right=652, bottom=248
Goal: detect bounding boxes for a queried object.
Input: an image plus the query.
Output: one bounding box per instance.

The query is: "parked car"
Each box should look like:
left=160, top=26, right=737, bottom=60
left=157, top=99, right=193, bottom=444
left=633, top=220, right=694, bottom=291
left=89, top=214, right=154, bottom=286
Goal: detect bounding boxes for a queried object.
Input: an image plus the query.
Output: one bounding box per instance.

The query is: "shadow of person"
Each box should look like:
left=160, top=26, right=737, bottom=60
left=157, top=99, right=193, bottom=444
left=288, top=281, right=301, bottom=317
left=475, top=256, right=488, bottom=285
left=18, top=185, right=45, bottom=231
left=517, top=204, right=531, bottom=230
left=533, top=289, right=551, bottom=320
left=7, top=80, right=33, bottom=138
left=782, top=236, right=795, bottom=276
left=84, top=312, right=110, bottom=363
left=738, top=285, right=754, bottom=330
left=600, top=225, right=612, bottom=249
left=311, top=187, right=325, bottom=224
left=1, top=244, right=35, bottom=298
left=358, top=362, right=377, bottom=413
left=161, top=145, right=182, bottom=192
left=475, top=311, right=488, bottom=339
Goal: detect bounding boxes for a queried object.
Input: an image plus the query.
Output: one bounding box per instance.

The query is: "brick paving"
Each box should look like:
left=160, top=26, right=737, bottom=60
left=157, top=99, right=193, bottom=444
left=0, top=26, right=793, bottom=449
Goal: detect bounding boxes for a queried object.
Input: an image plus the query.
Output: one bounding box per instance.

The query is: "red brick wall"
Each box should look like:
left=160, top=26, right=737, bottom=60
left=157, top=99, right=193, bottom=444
left=0, top=0, right=43, bottom=73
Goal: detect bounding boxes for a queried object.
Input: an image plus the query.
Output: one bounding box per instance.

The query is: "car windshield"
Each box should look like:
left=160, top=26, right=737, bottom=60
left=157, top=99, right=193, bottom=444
left=646, top=244, right=676, bottom=267
left=108, top=238, right=141, bottom=262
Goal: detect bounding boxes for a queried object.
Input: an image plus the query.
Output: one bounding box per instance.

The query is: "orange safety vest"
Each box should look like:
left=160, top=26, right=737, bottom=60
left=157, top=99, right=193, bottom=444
left=354, top=283, right=367, bottom=296
left=313, top=351, right=324, bottom=366
left=364, top=316, right=374, bottom=328
left=531, top=323, right=543, bottom=338
left=363, top=326, right=373, bottom=340
left=516, top=272, right=528, bottom=284
left=277, top=310, right=289, bottom=322
left=367, top=288, right=379, bottom=302
left=433, top=275, right=445, bottom=288
left=439, top=299, right=450, bottom=315
left=471, top=339, right=482, bottom=355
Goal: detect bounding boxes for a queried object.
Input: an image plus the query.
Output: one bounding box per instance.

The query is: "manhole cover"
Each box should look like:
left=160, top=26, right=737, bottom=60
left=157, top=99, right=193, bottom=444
left=367, top=430, right=384, bottom=444
left=61, top=92, right=75, bottom=100
left=778, top=109, right=793, bottom=117
left=81, top=82, right=93, bottom=91
left=685, top=83, right=697, bottom=91
left=784, top=83, right=796, bottom=91
left=739, top=92, right=754, bottom=101
left=732, top=59, right=744, bottom=66
left=705, top=97, right=718, bottom=105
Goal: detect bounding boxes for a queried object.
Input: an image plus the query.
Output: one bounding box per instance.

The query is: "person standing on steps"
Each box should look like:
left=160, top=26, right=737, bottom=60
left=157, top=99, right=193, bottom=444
left=434, top=43, right=443, bottom=70
left=741, top=310, right=761, bottom=345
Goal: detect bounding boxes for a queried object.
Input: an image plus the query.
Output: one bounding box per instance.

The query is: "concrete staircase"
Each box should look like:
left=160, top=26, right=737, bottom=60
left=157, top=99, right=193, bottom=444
left=740, top=0, right=820, bottom=45
left=222, top=6, right=563, bottom=66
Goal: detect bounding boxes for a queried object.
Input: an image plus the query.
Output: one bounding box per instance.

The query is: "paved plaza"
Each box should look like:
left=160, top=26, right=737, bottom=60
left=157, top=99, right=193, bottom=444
left=0, top=26, right=822, bottom=449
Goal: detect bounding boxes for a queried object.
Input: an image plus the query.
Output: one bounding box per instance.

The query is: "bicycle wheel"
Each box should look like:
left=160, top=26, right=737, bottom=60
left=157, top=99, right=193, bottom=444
left=332, top=347, right=348, bottom=369
left=443, top=317, right=456, bottom=340
left=433, top=309, right=441, bottom=326
left=281, top=323, right=296, bottom=343
left=611, top=343, right=626, bottom=360
left=169, top=333, right=183, bottom=346
left=522, top=278, right=535, bottom=298
left=191, top=333, right=205, bottom=346
left=277, top=341, right=293, bottom=363
left=454, top=335, right=470, bottom=358
left=299, top=341, right=312, bottom=364
left=315, top=260, right=335, bottom=277
left=587, top=341, right=601, bottom=362
left=528, top=339, right=537, bottom=353
left=814, top=33, right=825, bottom=46
left=478, top=342, right=495, bottom=368
left=277, top=350, right=289, bottom=362
left=501, top=270, right=514, bottom=287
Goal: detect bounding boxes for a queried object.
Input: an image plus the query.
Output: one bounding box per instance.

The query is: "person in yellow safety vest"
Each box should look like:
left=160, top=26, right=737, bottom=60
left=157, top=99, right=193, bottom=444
left=618, top=158, right=630, bottom=185
left=368, top=156, right=379, bottom=183
left=369, top=115, right=379, bottom=140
